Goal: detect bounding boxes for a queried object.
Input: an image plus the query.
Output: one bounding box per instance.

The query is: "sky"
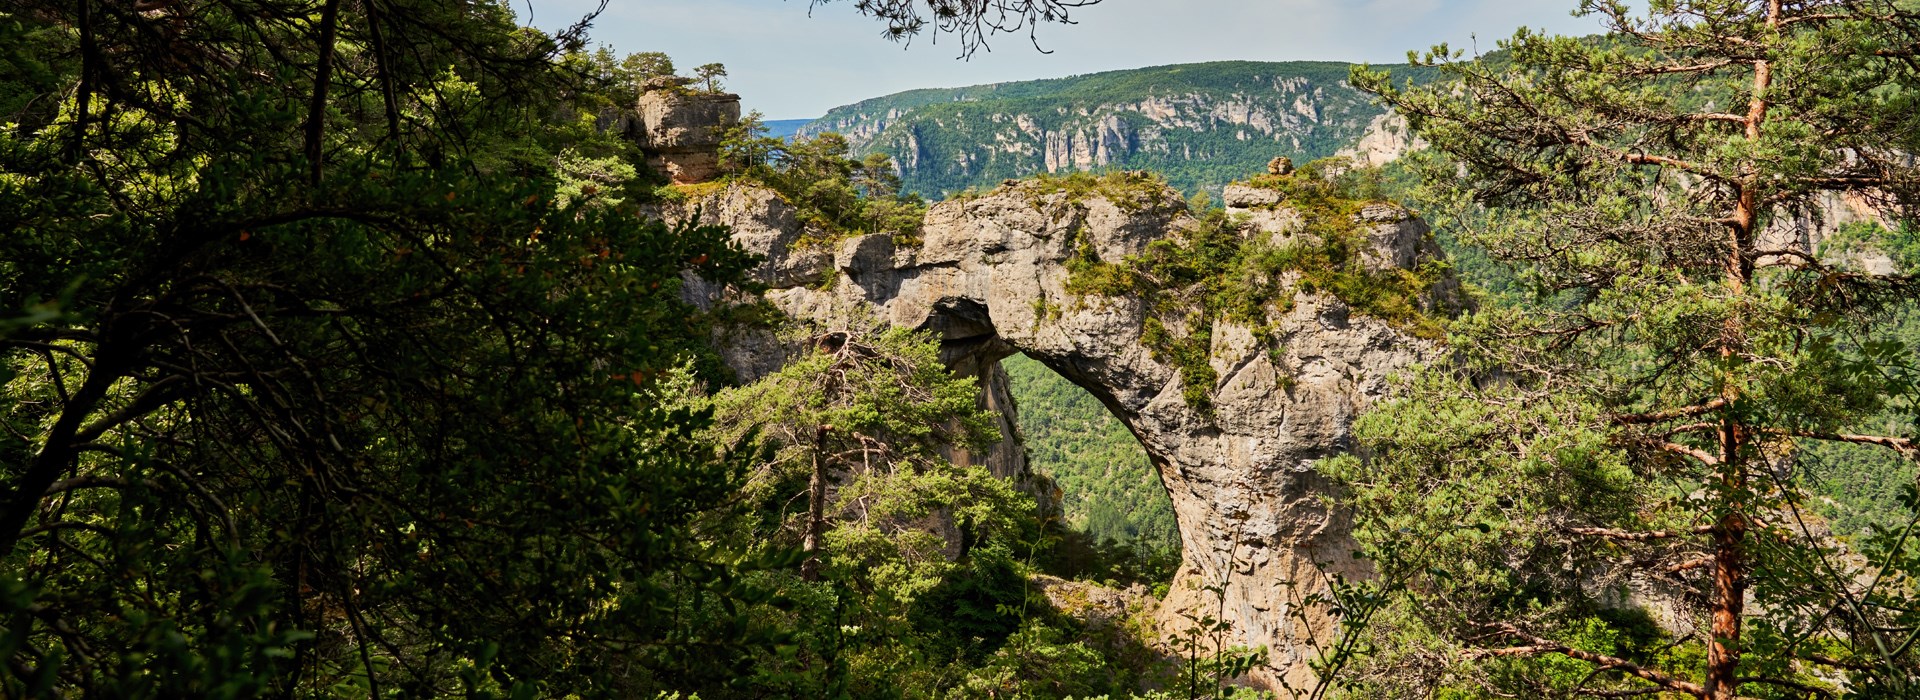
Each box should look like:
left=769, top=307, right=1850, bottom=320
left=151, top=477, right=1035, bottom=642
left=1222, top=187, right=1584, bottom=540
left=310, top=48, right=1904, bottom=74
left=522, top=1, right=1611, bottom=120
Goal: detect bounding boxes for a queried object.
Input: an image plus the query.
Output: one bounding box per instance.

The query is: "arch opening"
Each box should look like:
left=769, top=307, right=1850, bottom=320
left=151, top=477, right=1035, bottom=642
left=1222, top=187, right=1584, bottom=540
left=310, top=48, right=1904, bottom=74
left=1001, top=353, right=1182, bottom=584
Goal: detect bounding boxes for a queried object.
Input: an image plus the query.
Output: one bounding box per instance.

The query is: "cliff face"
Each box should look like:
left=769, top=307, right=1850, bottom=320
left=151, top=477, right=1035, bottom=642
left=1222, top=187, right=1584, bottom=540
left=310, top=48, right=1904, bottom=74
left=799, top=62, right=1434, bottom=197
left=671, top=180, right=1446, bottom=688
left=634, top=90, right=739, bottom=184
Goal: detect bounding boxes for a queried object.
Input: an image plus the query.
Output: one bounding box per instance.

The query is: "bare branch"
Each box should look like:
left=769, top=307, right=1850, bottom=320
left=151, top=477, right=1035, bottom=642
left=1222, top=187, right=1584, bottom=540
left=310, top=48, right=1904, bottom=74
left=1657, top=441, right=1722, bottom=466
left=1565, top=526, right=1714, bottom=542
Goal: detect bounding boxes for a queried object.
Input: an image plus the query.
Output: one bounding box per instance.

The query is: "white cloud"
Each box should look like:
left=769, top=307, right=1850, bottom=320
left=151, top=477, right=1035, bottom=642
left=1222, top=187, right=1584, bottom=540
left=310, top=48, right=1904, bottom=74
left=528, top=0, right=1605, bottom=117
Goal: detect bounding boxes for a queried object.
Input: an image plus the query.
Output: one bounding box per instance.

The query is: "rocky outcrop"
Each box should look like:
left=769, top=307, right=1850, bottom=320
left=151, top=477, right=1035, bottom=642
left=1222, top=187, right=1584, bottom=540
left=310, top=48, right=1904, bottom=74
left=797, top=61, right=1404, bottom=197
left=635, top=89, right=739, bottom=183
left=1760, top=189, right=1902, bottom=274
left=671, top=180, right=1444, bottom=689
left=1335, top=113, right=1424, bottom=167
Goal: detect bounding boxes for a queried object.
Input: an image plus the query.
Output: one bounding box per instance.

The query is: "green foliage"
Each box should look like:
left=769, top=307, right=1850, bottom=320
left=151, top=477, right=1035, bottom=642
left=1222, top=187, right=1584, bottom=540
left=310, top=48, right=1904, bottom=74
left=699, top=327, right=1197, bottom=698
left=908, top=546, right=1038, bottom=663
left=693, top=63, right=729, bottom=94
left=1821, top=220, right=1920, bottom=275
left=577, top=47, right=674, bottom=108
left=1065, top=160, right=1454, bottom=409
left=705, top=328, right=1093, bottom=696
left=707, top=325, right=1009, bottom=574
left=943, top=620, right=1114, bottom=699
left=0, top=0, right=1199, bottom=697
left=1025, top=170, right=1184, bottom=214
left=1002, top=355, right=1181, bottom=576
left=1796, top=306, right=1920, bottom=538
left=1334, top=2, right=1920, bottom=696
left=0, top=3, right=794, bottom=697
left=804, top=61, right=1440, bottom=199
left=719, top=118, right=928, bottom=244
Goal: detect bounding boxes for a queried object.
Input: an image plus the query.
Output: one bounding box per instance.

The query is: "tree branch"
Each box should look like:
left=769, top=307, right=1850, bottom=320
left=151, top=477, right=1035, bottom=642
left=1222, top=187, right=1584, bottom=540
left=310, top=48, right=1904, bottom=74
left=1469, top=623, right=1708, bottom=698
left=304, top=0, right=343, bottom=186
left=1613, top=398, right=1729, bottom=425
left=0, top=351, right=130, bottom=558
left=1762, top=428, right=1916, bottom=458
left=1657, top=441, right=1722, bottom=466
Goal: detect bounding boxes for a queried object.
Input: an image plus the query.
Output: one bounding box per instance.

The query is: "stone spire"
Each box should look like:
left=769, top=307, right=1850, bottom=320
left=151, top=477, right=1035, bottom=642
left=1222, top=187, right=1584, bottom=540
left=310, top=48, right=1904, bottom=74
left=634, top=82, right=739, bottom=184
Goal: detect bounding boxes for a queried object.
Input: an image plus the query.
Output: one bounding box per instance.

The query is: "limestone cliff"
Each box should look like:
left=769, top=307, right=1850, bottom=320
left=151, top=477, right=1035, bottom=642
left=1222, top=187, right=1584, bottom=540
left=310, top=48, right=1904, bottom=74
left=668, top=178, right=1448, bottom=688
left=798, top=61, right=1436, bottom=198
left=634, top=88, right=739, bottom=184
left=1334, top=113, right=1424, bottom=168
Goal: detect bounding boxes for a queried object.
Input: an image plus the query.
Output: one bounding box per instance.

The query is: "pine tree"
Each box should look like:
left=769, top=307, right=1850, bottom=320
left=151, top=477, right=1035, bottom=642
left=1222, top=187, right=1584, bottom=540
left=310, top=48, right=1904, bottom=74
left=694, top=62, right=728, bottom=93
left=708, top=325, right=1020, bottom=581
left=1336, top=2, right=1920, bottom=697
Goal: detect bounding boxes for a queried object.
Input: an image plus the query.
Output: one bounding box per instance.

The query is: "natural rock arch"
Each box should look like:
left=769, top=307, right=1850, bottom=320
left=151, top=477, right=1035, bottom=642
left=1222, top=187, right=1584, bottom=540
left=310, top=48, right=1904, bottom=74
left=675, top=178, right=1445, bottom=688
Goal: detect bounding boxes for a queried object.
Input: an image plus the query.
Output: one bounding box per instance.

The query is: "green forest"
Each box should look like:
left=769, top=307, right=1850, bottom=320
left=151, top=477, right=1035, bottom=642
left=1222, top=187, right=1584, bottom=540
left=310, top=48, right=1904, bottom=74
left=801, top=61, right=1433, bottom=198
left=6, top=1, right=1920, bottom=699
left=1001, top=355, right=1179, bottom=558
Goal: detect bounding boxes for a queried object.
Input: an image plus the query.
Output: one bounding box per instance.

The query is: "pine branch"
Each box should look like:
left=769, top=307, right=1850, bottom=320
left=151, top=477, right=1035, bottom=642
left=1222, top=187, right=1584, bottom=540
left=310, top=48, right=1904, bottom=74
left=1469, top=622, right=1709, bottom=698
left=1763, top=428, right=1917, bottom=458
left=1657, top=441, right=1723, bottom=466
left=1613, top=399, right=1729, bottom=425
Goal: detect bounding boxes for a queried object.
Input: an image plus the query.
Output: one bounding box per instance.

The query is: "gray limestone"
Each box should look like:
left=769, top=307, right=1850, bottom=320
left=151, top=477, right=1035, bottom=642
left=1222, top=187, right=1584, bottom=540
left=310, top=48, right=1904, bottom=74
left=667, top=180, right=1447, bottom=689
left=635, top=90, right=740, bottom=183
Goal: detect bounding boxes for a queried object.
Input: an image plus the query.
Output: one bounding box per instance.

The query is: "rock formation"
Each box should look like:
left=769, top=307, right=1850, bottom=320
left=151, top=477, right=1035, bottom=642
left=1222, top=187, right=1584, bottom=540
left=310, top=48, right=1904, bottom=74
left=797, top=62, right=1396, bottom=197
left=1335, top=113, right=1424, bottom=168
left=669, top=177, right=1449, bottom=689
left=635, top=87, right=739, bottom=184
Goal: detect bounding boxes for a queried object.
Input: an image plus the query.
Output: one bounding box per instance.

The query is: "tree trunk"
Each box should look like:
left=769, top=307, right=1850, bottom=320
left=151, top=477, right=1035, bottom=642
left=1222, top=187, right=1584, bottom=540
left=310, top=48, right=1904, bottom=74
left=1703, top=5, right=1778, bottom=696
left=0, top=352, right=126, bottom=558
left=1707, top=502, right=1747, bottom=699
left=304, top=0, right=342, bottom=186
left=801, top=424, right=829, bottom=581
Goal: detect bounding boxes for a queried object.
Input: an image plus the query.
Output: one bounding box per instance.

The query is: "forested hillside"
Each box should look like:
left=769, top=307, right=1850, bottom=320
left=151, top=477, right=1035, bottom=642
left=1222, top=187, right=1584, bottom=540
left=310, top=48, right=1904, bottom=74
left=800, top=61, right=1433, bottom=197
left=1002, top=355, right=1179, bottom=555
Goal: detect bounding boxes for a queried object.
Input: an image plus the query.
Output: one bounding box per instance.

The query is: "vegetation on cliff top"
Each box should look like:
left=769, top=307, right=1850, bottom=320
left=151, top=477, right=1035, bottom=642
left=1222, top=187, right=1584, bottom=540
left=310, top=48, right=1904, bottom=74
left=712, top=114, right=930, bottom=246
left=1063, top=158, right=1455, bottom=409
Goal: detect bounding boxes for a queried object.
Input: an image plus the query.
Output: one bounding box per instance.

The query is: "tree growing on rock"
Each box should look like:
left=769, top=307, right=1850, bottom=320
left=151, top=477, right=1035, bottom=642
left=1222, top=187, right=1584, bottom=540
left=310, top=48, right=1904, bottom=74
left=694, top=62, right=729, bottom=93
left=1336, top=1, right=1920, bottom=698
left=718, top=123, right=930, bottom=240
left=629, top=51, right=676, bottom=81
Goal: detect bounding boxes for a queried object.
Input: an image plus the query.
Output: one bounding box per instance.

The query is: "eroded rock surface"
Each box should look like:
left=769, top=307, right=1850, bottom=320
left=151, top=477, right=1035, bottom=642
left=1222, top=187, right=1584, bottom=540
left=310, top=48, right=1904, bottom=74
left=670, top=180, right=1445, bottom=688
left=635, top=90, right=739, bottom=184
